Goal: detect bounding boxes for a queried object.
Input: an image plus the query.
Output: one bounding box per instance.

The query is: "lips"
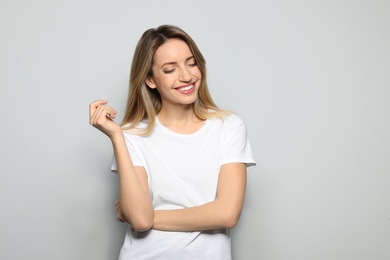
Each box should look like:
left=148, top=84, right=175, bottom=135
left=176, top=84, right=195, bottom=94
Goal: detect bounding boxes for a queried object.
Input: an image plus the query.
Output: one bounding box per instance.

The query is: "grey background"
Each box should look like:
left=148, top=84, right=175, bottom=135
left=1, top=0, right=389, bottom=259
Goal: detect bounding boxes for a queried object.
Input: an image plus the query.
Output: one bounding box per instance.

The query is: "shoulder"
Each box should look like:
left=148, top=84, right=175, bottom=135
left=121, top=119, right=149, bottom=137
left=223, top=113, right=244, bottom=125
left=219, top=113, right=245, bottom=129
left=207, top=113, right=246, bottom=133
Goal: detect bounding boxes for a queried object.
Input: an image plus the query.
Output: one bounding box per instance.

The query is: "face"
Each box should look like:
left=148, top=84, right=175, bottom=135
left=146, top=39, right=202, bottom=109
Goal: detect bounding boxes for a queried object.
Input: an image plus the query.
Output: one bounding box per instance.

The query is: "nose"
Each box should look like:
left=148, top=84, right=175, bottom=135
left=179, top=67, right=192, bottom=83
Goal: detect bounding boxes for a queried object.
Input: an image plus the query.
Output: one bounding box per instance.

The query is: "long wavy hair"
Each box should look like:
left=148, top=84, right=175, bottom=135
left=121, top=25, right=230, bottom=135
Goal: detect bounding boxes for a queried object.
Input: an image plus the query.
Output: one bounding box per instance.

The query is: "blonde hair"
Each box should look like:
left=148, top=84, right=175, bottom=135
left=121, top=25, right=230, bottom=135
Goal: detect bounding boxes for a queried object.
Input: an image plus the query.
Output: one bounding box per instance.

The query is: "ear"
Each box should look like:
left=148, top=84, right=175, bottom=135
left=145, top=77, right=156, bottom=89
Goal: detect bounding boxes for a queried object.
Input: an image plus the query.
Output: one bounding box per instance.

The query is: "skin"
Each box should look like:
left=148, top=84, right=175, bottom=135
left=89, top=100, right=154, bottom=231
left=89, top=39, right=247, bottom=232
left=146, top=39, right=204, bottom=134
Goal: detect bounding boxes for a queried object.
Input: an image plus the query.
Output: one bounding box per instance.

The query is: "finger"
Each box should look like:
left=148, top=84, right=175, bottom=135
left=116, top=209, right=124, bottom=221
left=116, top=214, right=125, bottom=222
left=93, top=105, right=107, bottom=125
left=94, top=105, right=117, bottom=122
left=89, top=100, right=108, bottom=118
left=89, top=102, right=108, bottom=125
left=117, top=210, right=125, bottom=222
left=89, top=100, right=108, bottom=109
left=89, top=101, right=118, bottom=126
left=91, top=105, right=117, bottom=127
left=115, top=200, right=121, bottom=210
left=106, top=109, right=117, bottom=120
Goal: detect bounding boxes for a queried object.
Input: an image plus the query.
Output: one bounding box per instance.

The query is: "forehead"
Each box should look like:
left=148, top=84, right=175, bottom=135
left=153, top=39, right=193, bottom=65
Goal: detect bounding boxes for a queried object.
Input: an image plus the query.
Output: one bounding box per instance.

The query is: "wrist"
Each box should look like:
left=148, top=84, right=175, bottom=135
left=109, top=131, right=124, bottom=143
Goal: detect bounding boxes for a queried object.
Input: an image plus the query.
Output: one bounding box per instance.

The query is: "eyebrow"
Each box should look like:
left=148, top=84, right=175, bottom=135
left=160, top=56, right=195, bottom=68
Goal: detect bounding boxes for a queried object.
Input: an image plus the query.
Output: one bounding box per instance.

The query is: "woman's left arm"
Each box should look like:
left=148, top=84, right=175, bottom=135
left=152, top=162, right=247, bottom=231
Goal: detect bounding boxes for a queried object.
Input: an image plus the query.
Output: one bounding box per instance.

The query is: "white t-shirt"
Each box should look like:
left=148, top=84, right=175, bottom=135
left=111, top=113, right=256, bottom=260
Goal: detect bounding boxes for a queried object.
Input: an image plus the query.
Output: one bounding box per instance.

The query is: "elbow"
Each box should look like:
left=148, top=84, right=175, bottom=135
left=124, top=212, right=154, bottom=232
left=224, top=216, right=240, bottom=229
left=131, top=220, right=153, bottom=232
left=222, top=209, right=241, bottom=229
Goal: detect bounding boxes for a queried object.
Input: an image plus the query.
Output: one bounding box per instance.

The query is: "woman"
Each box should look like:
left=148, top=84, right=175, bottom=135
left=89, top=25, right=255, bottom=260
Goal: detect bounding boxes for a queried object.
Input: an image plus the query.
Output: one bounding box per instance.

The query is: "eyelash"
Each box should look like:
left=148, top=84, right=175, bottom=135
left=163, top=63, right=197, bottom=74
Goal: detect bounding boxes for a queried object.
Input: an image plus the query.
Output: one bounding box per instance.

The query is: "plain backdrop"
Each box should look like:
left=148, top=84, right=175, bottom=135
left=1, top=0, right=389, bottom=259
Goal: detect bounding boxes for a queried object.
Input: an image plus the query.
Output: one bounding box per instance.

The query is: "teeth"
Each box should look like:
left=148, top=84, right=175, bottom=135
left=179, top=85, right=193, bottom=91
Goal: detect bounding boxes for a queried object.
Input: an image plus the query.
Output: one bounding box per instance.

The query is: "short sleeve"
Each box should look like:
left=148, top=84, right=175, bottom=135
left=111, top=133, right=143, bottom=173
left=220, top=116, right=256, bottom=168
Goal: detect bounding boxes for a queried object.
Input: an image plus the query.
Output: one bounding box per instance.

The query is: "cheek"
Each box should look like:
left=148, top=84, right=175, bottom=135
left=195, top=68, right=202, bottom=79
left=155, top=78, right=174, bottom=91
left=152, top=75, right=168, bottom=87
left=158, top=72, right=174, bottom=82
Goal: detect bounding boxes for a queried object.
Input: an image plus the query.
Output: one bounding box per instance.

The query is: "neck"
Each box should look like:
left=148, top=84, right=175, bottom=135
left=158, top=104, right=197, bottom=123
left=157, top=104, right=205, bottom=134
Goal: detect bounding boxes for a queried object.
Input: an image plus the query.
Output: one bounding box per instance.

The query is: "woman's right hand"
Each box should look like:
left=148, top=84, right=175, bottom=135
left=89, top=100, right=122, bottom=138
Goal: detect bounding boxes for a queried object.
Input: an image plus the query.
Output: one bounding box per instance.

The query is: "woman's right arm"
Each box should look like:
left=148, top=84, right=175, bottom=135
left=89, top=100, right=154, bottom=231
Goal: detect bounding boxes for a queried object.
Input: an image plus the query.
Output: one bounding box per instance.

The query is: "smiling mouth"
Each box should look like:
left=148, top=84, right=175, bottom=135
left=176, top=84, right=194, bottom=93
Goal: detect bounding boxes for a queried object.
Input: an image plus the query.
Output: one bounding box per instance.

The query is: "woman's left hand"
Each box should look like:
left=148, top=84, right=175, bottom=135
left=115, top=199, right=126, bottom=222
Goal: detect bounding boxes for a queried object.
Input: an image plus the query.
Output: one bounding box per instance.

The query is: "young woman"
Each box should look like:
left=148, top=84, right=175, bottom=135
left=89, top=25, right=255, bottom=260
